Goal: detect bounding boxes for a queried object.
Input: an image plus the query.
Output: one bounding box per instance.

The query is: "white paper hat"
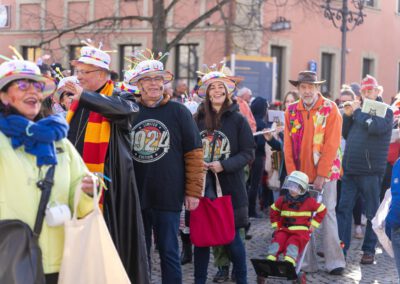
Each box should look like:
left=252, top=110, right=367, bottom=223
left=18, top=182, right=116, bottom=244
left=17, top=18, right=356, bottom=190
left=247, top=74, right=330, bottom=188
left=123, top=49, right=173, bottom=86
left=54, top=76, right=79, bottom=102
left=196, top=62, right=236, bottom=98
left=71, top=40, right=111, bottom=70
left=0, top=47, right=56, bottom=97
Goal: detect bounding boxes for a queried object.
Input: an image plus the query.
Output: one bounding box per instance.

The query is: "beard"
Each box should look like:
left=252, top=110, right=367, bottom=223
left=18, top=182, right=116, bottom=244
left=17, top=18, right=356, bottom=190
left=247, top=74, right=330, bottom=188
left=301, top=93, right=317, bottom=106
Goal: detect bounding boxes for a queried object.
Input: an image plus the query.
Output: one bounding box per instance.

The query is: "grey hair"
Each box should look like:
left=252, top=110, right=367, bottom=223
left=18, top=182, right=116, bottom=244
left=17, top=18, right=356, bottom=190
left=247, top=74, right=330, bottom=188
left=237, top=87, right=252, bottom=97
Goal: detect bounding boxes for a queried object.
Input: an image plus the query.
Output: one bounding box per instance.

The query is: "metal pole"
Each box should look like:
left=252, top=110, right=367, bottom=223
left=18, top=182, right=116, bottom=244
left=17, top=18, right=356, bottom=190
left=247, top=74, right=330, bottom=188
left=340, top=0, right=348, bottom=86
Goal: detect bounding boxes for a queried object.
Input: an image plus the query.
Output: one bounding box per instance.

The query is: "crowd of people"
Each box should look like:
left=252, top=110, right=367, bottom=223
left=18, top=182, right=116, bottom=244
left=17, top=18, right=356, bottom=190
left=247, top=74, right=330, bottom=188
left=0, top=41, right=400, bottom=284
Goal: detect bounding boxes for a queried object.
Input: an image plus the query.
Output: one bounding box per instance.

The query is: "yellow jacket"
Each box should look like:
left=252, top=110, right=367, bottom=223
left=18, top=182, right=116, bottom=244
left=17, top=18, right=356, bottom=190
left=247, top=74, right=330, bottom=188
left=0, top=132, right=93, bottom=274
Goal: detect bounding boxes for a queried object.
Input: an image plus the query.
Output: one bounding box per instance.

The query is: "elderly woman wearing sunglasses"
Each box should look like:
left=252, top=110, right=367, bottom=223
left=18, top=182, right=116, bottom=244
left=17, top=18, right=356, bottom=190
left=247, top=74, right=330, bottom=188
left=0, top=57, right=95, bottom=283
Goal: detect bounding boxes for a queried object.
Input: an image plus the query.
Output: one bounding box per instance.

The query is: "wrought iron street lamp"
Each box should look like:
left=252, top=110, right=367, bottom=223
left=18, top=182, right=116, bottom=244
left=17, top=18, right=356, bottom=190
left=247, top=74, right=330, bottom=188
left=322, top=0, right=366, bottom=85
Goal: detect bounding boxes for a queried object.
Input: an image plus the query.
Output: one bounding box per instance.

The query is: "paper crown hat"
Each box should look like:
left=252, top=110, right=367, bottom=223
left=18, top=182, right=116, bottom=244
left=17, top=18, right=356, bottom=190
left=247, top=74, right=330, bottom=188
left=196, top=61, right=236, bottom=98
left=116, top=80, right=140, bottom=96
left=54, top=76, right=79, bottom=102
left=0, top=46, right=56, bottom=97
left=123, top=49, right=173, bottom=86
left=71, top=40, right=112, bottom=70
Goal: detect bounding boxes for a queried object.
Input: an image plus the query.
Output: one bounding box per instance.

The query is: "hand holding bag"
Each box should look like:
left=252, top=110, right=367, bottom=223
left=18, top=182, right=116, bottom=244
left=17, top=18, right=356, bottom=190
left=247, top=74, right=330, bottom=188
left=189, top=171, right=235, bottom=247
left=0, top=165, right=55, bottom=284
left=58, top=176, right=131, bottom=284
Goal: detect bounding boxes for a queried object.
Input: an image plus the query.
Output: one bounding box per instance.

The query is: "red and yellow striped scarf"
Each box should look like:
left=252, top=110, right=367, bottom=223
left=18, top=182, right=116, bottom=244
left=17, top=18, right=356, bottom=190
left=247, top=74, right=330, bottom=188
left=66, top=80, right=113, bottom=174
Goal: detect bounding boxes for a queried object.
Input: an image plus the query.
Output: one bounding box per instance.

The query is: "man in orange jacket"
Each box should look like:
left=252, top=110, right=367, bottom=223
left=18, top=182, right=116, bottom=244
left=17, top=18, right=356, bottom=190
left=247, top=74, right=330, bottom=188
left=283, top=71, right=346, bottom=275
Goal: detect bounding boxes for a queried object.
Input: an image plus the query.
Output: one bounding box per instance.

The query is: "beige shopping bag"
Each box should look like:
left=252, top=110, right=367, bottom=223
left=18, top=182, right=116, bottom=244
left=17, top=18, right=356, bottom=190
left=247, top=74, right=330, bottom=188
left=58, top=179, right=131, bottom=284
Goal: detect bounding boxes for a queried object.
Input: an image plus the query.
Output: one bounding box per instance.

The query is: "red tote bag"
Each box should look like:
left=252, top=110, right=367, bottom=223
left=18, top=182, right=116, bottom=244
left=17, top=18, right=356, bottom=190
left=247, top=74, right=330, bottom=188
left=190, top=171, right=235, bottom=247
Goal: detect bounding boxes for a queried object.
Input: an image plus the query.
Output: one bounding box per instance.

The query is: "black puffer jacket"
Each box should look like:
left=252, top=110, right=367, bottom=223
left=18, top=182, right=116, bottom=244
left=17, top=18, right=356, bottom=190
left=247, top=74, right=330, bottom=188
left=195, top=102, right=255, bottom=228
left=342, top=98, right=393, bottom=176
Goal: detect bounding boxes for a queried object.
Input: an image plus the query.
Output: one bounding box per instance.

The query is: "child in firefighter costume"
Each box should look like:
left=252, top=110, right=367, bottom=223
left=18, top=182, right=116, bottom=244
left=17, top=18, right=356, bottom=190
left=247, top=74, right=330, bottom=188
left=266, top=171, right=327, bottom=266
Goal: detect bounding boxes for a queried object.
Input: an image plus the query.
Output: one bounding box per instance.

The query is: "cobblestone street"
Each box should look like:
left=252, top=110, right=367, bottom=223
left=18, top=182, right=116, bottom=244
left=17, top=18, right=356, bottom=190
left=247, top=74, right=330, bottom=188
left=151, top=217, right=398, bottom=284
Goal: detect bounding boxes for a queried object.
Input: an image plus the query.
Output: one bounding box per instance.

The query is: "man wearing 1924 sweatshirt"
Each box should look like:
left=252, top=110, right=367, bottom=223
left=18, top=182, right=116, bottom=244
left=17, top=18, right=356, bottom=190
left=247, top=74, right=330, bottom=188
left=124, top=51, right=204, bottom=284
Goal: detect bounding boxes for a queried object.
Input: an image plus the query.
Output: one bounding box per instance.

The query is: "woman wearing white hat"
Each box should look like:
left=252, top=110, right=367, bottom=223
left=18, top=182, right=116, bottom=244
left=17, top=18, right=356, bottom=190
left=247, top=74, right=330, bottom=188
left=0, top=53, right=95, bottom=283
left=193, top=66, right=254, bottom=284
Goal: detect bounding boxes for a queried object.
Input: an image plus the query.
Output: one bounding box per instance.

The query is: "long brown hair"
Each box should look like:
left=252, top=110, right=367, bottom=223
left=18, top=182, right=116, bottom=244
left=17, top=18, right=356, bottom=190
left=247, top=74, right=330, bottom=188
left=195, top=83, right=232, bottom=131
left=283, top=90, right=299, bottom=111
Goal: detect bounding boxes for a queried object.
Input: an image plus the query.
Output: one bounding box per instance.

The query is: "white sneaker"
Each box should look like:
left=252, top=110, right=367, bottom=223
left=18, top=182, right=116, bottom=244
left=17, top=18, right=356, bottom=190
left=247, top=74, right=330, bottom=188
left=361, top=214, right=367, bottom=226
left=354, top=225, right=364, bottom=239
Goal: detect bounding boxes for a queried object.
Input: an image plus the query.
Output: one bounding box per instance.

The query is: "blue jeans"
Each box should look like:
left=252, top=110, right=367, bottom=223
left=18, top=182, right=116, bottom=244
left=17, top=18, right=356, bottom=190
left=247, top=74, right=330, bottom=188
left=392, top=227, right=400, bottom=281
left=337, top=174, right=381, bottom=255
left=194, top=229, right=247, bottom=284
left=143, top=209, right=182, bottom=284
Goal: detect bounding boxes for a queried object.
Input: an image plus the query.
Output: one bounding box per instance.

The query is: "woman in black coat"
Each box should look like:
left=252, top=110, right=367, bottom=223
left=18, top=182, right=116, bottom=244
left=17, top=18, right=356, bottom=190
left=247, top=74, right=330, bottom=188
left=193, top=72, right=254, bottom=284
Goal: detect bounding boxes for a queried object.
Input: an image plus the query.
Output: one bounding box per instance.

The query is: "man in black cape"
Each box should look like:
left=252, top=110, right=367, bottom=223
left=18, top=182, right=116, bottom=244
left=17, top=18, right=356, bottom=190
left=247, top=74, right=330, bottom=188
left=64, top=43, right=150, bottom=284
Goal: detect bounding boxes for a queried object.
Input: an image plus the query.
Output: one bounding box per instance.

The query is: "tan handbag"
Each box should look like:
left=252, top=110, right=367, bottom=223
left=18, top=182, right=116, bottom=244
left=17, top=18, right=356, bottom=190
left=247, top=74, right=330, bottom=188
left=58, top=178, right=131, bottom=284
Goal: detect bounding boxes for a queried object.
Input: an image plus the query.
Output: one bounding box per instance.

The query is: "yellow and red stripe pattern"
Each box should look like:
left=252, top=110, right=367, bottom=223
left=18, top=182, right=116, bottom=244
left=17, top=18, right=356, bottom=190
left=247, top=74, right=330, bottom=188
left=66, top=80, right=113, bottom=174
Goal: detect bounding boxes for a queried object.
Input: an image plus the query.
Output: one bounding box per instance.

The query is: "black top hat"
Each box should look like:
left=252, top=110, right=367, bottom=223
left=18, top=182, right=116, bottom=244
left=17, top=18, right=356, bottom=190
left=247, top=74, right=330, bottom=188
left=289, top=71, right=326, bottom=87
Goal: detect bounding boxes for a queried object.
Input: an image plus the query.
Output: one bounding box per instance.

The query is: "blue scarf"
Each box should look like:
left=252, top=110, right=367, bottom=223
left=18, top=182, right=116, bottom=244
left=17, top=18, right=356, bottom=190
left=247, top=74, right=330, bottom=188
left=0, top=113, right=69, bottom=166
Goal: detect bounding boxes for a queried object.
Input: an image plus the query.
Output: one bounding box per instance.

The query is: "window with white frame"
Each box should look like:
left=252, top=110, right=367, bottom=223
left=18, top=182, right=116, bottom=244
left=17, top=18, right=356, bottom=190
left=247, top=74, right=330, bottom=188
left=271, top=45, right=285, bottom=100
left=174, top=43, right=199, bottom=90
left=365, top=0, right=375, bottom=7
left=119, top=44, right=142, bottom=80
left=68, top=45, right=84, bottom=70
left=22, top=46, right=41, bottom=62
left=321, top=52, right=334, bottom=97
left=362, top=58, right=374, bottom=78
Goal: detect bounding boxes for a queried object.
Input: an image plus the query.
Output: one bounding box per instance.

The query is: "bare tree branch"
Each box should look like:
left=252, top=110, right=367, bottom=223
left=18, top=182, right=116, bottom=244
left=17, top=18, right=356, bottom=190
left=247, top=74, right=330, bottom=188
left=166, top=0, right=231, bottom=51
left=39, top=15, right=152, bottom=47
left=165, top=0, right=180, bottom=16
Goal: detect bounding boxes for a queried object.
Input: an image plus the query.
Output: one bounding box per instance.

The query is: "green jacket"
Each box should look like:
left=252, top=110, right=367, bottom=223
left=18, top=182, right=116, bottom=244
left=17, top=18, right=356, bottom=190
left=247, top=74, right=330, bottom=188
left=0, top=132, right=93, bottom=274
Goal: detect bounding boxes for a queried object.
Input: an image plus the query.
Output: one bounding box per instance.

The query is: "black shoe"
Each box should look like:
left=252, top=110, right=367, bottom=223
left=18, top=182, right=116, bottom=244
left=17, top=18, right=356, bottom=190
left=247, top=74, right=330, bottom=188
left=245, top=222, right=252, bottom=240
left=360, top=253, right=375, bottom=265
left=180, top=233, right=192, bottom=265
left=180, top=243, right=192, bottom=265
left=245, top=234, right=253, bottom=240
left=329, top=267, right=344, bottom=275
left=213, top=266, right=229, bottom=283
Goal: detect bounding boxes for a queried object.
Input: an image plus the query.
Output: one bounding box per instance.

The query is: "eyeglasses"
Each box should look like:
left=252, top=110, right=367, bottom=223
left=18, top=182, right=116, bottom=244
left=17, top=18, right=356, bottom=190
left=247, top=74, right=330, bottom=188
left=12, top=79, right=45, bottom=92
left=139, top=76, right=164, bottom=84
left=74, top=69, right=102, bottom=76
